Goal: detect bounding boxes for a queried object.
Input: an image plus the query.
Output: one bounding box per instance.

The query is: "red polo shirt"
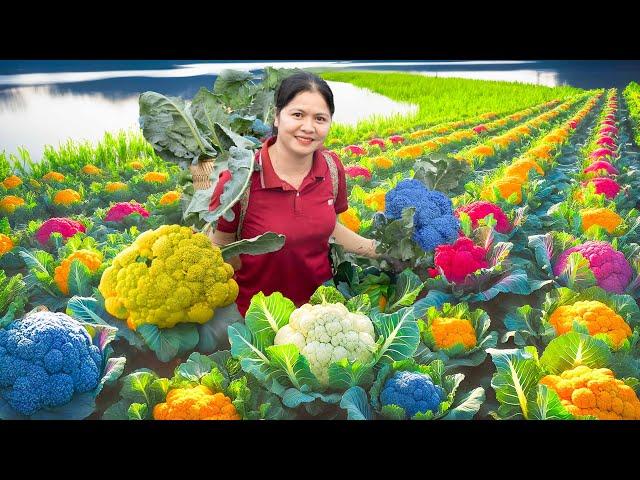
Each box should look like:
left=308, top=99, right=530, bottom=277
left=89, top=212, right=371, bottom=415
left=208, top=136, right=348, bottom=316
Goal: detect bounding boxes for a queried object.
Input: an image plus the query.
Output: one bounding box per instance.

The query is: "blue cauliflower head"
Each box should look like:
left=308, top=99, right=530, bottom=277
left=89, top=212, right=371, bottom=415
left=385, top=179, right=459, bottom=252
left=380, top=370, right=445, bottom=418
left=0, top=311, right=103, bottom=416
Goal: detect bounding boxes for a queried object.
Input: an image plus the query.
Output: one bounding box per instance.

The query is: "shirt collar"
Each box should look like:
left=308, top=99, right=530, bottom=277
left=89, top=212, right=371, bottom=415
left=258, top=136, right=326, bottom=190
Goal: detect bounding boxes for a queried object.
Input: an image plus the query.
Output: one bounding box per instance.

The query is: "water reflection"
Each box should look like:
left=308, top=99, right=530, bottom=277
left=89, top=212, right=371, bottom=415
left=417, top=69, right=561, bottom=87
left=0, top=86, right=139, bottom=161
left=0, top=81, right=417, bottom=162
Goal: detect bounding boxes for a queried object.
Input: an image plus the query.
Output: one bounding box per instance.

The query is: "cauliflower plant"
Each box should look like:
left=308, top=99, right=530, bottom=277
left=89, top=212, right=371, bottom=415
left=273, top=302, right=376, bottom=386
left=0, top=311, right=102, bottom=416
left=98, top=224, right=238, bottom=330
left=384, top=179, right=459, bottom=252
left=380, top=370, right=445, bottom=418
left=552, top=241, right=632, bottom=294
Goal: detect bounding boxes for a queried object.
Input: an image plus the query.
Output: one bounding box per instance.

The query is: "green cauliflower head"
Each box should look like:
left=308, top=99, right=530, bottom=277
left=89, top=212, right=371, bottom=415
left=273, top=303, right=376, bottom=386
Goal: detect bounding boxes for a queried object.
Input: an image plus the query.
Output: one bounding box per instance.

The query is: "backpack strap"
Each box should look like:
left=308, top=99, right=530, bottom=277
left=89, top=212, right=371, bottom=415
left=236, top=150, right=339, bottom=240
left=322, top=150, right=339, bottom=202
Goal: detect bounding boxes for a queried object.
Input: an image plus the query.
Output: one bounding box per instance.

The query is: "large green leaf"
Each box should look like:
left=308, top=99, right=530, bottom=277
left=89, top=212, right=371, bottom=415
left=97, top=357, right=126, bottom=395
left=557, top=252, right=597, bottom=290
left=309, top=285, right=347, bottom=305
left=386, top=269, right=425, bottom=312
left=220, top=232, right=286, bottom=259
left=137, top=323, right=199, bottom=363
left=227, top=322, right=272, bottom=382
left=467, top=269, right=551, bottom=302
left=204, top=146, right=255, bottom=224
left=372, top=307, right=420, bottom=363
left=127, top=403, right=148, bottom=420
left=213, top=123, right=256, bottom=152
left=487, top=347, right=544, bottom=420
left=502, top=305, right=547, bottom=347
left=66, top=296, right=109, bottom=325
left=190, top=87, right=229, bottom=140
left=265, top=344, right=318, bottom=391
left=174, top=352, right=215, bottom=382
left=119, top=370, right=160, bottom=405
left=411, top=290, right=454, bottom=318
left=345, top=294, right=371, bottom=314
left=327, top=359, right=375, bottom=390
left=441, top=387, right=485, bottom=420
left=139, top=91, right=216, bottom=165
left=245, top=292, right=295, bottom=351
left=529, top=384, right=574, bottom=420
left=527, top=233, right=554, bottom=274
left=102, top=399, right=130, bottom=420
left=540, top=332, right=611, bottom=374
left=17, top=248, right=54, bottom=280
left=280, top=388, right=342, bottom=410
left=213, top=69, right=255, bottom=99
left=67, top=259, right=93, bottom=297
left=196, top=302, right=244, bottom=353
left=340, top=386, right=373, bottom=420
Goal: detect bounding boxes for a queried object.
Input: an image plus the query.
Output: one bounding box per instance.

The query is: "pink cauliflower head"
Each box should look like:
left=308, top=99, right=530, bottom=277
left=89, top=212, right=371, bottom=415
left=369, top=138, right=386, bottom=147
left=590, top=147, right=616, bottom=159
left=104, top=202, right=150, bottom=222
left=596, top=136, right=616, bottom=148
left=568, top=119, right=579, bottom=129
left=344, top=165, right=372, bottom=180
left=599, top=125, right=618, bottom=135
left=584, top=161, right=619, bottom=176
left=36, top=217, right=86, bottom=245
left=455, top=201, right=511, bottom=234
left=344, top=145, right=366, bottom=156
left=553, top=241, right=633, bottom=294
left=582, top=177, right=621, bottom=199
left=473, top=125, right=488, bottom=134
left=429, top=236, right=489, bottom=283
left=388, top=135, right=405, bottom=144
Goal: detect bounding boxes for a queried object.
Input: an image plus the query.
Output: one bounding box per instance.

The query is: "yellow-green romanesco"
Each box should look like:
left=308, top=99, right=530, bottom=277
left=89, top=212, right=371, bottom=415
left=98, top=224, right=238, bottom=330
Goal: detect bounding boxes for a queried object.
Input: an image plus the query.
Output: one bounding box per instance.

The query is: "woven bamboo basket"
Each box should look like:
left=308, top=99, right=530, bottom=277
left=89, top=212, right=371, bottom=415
left=188, top=159, right=216, bottom=190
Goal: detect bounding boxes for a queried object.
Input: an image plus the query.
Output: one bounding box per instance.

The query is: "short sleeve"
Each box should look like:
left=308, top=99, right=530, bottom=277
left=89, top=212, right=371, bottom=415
left=208, top=170, right=241, bottom=233
left=325, top=150, right=349, bottom=214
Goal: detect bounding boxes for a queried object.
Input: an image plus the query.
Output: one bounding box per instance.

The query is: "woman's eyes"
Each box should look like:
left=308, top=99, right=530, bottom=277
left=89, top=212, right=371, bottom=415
left=292, top=112, right=327, bottom=122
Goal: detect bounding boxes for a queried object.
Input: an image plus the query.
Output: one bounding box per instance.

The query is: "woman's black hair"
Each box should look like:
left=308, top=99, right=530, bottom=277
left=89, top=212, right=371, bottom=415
left=271, top=71, right=335, bottom=137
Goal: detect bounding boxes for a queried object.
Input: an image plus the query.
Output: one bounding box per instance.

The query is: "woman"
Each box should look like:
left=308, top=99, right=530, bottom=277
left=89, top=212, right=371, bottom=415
left=208, top=71, right=379, bottom=317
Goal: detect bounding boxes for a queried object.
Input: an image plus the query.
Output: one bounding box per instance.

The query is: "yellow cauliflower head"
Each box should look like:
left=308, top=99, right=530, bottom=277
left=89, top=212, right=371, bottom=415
left=98, top=224, right=238, bottom=330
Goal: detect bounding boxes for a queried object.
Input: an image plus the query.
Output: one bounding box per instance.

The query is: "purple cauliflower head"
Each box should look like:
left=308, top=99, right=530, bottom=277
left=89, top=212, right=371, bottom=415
left=553, top=241, right=633, bottom=293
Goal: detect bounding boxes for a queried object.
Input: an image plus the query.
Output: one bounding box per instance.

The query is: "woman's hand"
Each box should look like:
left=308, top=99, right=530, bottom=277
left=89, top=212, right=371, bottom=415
left=331, top=222, right=380, bottom=259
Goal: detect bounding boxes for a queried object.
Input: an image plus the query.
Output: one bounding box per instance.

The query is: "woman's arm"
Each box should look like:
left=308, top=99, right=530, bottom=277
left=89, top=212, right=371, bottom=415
left=331, top=221, right=380, bottom=258
left=206, top=227, right=242, bottom=271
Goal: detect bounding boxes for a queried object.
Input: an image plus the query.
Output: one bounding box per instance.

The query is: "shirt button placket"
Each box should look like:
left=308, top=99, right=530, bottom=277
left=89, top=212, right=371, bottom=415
left=294, top=190, right=302, bottom=215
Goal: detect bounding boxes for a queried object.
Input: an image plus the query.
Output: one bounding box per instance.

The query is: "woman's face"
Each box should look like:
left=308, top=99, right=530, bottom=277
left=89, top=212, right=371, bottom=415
left=274, top=89, right=332, bottom=157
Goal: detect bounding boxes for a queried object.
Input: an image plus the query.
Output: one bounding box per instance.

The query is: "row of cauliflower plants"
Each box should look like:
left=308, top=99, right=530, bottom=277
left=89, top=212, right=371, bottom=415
left=324, top=84, right=637, bottom=418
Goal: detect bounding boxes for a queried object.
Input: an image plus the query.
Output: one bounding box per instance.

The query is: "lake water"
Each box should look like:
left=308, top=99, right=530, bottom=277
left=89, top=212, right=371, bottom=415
left=1, top=60, right=639, bottom=162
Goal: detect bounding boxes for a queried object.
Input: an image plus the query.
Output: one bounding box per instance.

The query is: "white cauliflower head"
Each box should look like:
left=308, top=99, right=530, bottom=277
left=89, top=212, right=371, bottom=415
left=273, top=303, right=377, bottom=386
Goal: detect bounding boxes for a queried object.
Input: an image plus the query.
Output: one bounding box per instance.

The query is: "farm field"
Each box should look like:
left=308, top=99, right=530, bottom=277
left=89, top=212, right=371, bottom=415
left=2, top=70, right=640, bottom=420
